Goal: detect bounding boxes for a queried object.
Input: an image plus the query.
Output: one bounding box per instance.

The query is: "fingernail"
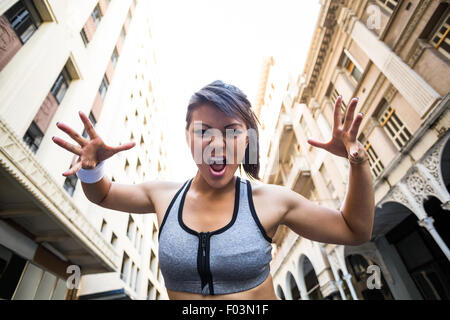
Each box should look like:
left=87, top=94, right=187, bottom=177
left=355, top=97, right=359, bottom=101
left=360, top=112, right=364, bottom=116
left=56, top=122, right=59, bottom=125
left=52, top=136, right=55, bottom=140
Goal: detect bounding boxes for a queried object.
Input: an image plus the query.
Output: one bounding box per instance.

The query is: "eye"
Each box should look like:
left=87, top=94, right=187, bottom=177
left=194, top=129, right=207, bottom=136
left=227, top=129, right=243, bottom=136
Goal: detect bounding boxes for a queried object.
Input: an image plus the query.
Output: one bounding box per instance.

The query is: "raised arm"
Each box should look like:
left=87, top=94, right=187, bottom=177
left=53, top=110, right=158, bottom=214
left=280, top=96, right=374, bottom=245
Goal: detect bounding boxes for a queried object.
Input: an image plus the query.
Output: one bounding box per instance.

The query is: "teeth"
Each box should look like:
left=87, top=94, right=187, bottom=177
left=210, top=156, right=225, bottom=164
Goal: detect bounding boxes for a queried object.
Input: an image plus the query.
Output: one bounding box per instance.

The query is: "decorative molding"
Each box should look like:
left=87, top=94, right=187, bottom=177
left=378, top=130, right=450, bottom=216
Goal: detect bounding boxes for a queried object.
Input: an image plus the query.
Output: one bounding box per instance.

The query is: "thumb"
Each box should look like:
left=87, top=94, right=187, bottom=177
left=112, top=141, right=136, bottom=153
left=307, top=138, right=327, bottom=149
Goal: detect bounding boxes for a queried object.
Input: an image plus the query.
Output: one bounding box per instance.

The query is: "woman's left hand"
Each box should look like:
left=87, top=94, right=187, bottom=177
left=307, top=96, right=368, bottom=164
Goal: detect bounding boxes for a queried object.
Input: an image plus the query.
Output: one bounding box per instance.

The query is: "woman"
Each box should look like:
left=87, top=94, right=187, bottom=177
left=52, top=80, right=374, bottom=300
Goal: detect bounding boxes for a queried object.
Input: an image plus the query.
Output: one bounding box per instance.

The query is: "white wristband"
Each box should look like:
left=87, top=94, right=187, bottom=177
left=76, top=160, right=106, bottom=184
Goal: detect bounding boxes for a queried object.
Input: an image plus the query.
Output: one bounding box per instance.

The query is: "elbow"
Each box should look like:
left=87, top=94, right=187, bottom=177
left=350, top=232, right=372, bottom=245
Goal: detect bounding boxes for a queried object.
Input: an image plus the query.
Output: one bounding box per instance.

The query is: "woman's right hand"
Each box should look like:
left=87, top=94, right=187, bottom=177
left=52, top=111, right=136, bottom=177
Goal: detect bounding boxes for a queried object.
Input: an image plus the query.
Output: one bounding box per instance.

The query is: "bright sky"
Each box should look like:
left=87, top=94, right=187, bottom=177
left=147, top=0, right=321, bottom=181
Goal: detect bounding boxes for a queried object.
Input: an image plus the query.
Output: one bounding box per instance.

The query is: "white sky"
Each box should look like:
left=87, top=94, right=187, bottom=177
left=147, top=0, right=321, bottom=181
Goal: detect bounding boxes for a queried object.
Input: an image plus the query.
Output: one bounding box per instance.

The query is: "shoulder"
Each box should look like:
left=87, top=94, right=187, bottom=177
left=141, top=179, right=187, bottom=200
left=247, top=179, right=290, bottom=198
left=246, top=179, right=296, bottom=215
left=247, top=179, right=308, bottom=211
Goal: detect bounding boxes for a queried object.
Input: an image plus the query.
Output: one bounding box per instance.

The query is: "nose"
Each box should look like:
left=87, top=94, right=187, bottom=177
left=209, top=134, right=226, bottom=152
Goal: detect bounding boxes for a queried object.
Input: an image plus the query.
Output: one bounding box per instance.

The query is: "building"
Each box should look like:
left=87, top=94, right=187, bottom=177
left=260, top=0, right=450, bottom=300
left=0, top=0, right=170, bottom=300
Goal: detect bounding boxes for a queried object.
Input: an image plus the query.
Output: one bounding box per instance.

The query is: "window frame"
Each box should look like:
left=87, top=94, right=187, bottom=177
left=22, top=120, right=44, bottom=154
left=377, top=103, right=412, bottom=150
left=98, top=75, right=109, bottom=101
left=429, top=6, right=450, bottom=60
left=375, top=0, right=399, bottom=14
left=50, top=67, right=71, bottom=104
left=363, top=140, right=384, bottom=178
left=91, top=4, right=102, bottom=28
left=4, top=0, right=42, bottom=44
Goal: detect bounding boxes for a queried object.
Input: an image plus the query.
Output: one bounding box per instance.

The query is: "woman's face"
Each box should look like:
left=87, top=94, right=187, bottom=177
left=186, top=103, right=248, bottom=189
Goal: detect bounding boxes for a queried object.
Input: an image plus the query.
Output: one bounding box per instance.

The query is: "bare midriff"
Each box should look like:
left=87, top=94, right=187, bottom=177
left=166, top=273, right=280, bottom=300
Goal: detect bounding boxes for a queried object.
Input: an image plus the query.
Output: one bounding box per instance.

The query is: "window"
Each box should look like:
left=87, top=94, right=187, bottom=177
left=91, top=4, right=102, bottom=28
left=340, top=49, right=363, bottom=83
left=147, top=281, right=155, bottom=300
left=134, top=228, right=140, bottom=248
left=50, top=67, right=71, bottom=104
left=377, top=102, right=412, bottom=150
left=99, top=75, right=109, bottom=101
left=80, top=29, right=89, bottom=46
left=364, top=140, right=384, bottom=178
left=150, top=249, right=157, bottom=273
left=100, top=219, right=107, bottom=235
left=135, top=267, right=141, bottom=291
left=23, top=121, right=43, bottom=153
left=429, top=5, right=450, bottom=60
left=136, top=158, right=142, bottom=176
left=127, top=215, right=135, bottom=241
left=120, top=252, right=130, bottom=283
left=130, top=262, right=136, bottom=287
left=111, top=47, right=119, bottom=68
left=124, top=158, right=130, bottom=175
left=63, top=174, right=78, bottom=196
left=111, top=233, right=118, bottom=248
left=376, top=0, right=399, bottom=13
left=4, top=0, right=42, bottom=44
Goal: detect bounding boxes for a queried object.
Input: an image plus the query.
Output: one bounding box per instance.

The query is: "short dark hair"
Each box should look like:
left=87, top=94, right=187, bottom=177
left=185, top=80, right=261, bottom=181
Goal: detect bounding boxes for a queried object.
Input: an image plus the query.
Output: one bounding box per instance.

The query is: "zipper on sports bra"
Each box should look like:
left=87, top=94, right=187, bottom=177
left=198, top=232, right=213, bottom=295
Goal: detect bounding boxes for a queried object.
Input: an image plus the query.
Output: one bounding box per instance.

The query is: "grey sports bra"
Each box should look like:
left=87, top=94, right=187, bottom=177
left=158, top=176, right=273, bottom=295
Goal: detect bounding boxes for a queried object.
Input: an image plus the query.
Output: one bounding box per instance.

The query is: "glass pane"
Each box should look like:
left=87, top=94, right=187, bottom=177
left=55, top=82, right=68, bottom=104
left=12, top=262, right=43, bottom=300
left=34, top=271, right=57, bottom=300
left=51, top=279, right=67, bottom=300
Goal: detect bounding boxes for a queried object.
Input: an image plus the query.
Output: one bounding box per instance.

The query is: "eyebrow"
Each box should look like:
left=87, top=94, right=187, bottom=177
left=195, top=122, right=243, bottom=128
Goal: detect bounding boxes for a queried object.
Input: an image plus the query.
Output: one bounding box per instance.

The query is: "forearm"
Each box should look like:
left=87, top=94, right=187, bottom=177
left=340, top=157, right=375, bottom=242
left=80, top=176, right=112, bottom=205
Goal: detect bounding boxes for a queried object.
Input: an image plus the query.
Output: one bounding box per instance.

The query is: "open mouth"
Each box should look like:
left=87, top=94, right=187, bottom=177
left=208, top=156, right=227, bottom=176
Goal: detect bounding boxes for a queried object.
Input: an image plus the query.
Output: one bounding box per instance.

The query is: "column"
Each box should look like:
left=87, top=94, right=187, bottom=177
left=418, top=216, right=450, bottom=262
left=342, top=273, right=359, bottom=300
